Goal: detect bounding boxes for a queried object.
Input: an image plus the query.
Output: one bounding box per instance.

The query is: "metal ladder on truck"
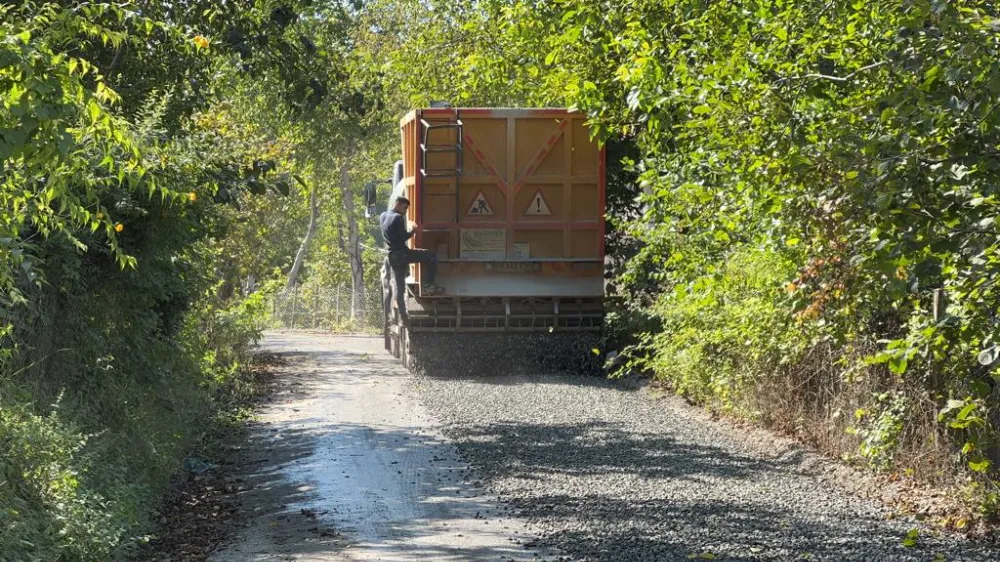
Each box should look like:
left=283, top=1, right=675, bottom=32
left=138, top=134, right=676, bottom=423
left=419, top=110, right=463, bottom=224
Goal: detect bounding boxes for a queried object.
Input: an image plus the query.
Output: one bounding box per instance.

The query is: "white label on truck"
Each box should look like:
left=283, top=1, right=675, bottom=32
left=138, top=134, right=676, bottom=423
left=513, top=243, right=531, bottom=260
left=460, top=228, right=505, bottom=259
left=467, top=191, right=494, bottom=215
left=524, top=190, right=551, bottom=215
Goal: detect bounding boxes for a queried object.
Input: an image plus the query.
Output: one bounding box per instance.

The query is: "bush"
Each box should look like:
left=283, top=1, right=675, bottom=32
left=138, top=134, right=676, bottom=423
left=0, top=288, right=264, bottom=562
left=635, top=248, right=812, bottom=412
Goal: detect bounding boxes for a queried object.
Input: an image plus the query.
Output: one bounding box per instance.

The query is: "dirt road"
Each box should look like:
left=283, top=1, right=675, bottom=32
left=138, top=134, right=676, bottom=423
left=206, top=332, right=995, bottom=562
left=209, top=332, right=537, bottom=562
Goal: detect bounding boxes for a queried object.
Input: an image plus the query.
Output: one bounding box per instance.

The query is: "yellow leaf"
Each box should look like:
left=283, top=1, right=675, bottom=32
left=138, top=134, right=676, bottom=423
left=193, top=35, right=210, bottom=49
left=687, top=553, right=716, bottom=560
left=955, top=518, right=967, bottom=529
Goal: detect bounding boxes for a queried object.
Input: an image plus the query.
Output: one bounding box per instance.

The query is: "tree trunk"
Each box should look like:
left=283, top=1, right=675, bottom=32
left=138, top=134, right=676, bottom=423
left=339, top=152, right=365, bottom=320
left=285, top=183, right=319, bottom=292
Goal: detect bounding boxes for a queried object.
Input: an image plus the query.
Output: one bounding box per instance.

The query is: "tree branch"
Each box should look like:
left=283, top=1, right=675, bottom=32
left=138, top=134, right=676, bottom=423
left=800, top=61, right=888, bottom=83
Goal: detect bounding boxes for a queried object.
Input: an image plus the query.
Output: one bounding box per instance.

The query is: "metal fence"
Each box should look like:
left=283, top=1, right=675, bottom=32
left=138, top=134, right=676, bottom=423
left=270, top=283, right=384, bottom=332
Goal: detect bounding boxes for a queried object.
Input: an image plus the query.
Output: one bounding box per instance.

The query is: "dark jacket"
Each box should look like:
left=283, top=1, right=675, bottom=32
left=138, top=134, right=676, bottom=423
left=380, top=210, right=413, bottom=252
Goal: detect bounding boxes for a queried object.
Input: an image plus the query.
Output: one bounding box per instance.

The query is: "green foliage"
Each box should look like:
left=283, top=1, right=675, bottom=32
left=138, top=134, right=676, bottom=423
left=367, top=0, right=1000, bottom=511
left=629, top=248, right=813, bottom=410
left=0, top=2, right=326, bottom=560
left=850, top=391, right=910, bottom=471
left=0, top=292, right=264, bottom=561
left=0, top=4, right=155, bottom=301
left=497, top=0, right=1000, bottom=507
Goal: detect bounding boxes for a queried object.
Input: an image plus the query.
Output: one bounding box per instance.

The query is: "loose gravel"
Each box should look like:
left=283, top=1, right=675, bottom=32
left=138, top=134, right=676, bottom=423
left=411, top=369, right=999, bottom=562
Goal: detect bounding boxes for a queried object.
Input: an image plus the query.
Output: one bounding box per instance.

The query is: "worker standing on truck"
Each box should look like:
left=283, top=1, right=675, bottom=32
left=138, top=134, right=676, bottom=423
left=380, top=196, right=444, bottom=322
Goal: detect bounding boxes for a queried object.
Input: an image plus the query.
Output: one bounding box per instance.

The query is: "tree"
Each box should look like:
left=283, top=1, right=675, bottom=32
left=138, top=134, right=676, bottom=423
left=285, top=178, right=319, bottom=291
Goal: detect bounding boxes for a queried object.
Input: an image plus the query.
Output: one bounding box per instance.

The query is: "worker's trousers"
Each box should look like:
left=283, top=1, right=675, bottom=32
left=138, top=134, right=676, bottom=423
left=387, top=248, right=437, bottom=319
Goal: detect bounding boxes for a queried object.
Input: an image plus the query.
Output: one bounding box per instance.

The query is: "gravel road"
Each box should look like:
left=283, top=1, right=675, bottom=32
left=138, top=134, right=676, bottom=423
left=209, top=332, right=995, bottom=562
left=412, top=366, right=998, bottom=562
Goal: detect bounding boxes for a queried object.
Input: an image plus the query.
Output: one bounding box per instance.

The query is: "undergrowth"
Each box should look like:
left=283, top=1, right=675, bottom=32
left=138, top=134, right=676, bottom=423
left=620, top=245, right=1000, bottom=527
left=0, top=270, right=266, bottom=562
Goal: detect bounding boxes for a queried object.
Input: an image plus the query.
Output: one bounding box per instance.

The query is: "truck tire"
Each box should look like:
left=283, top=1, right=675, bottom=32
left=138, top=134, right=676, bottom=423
left=400, top=324, right=413, bottom=370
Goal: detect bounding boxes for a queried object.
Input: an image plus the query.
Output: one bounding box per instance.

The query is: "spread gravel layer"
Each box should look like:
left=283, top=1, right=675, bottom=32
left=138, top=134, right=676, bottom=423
left=411, top=371, right=998, bottom=562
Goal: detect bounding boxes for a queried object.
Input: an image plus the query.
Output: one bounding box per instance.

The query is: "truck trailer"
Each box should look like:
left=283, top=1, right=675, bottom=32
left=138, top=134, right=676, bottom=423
left=374, top=107, right=606, bottom=373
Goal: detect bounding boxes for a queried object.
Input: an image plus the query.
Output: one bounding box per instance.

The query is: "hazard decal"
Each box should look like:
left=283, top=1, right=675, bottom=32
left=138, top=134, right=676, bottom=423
left=524, top=190, right=551, bottom=216
left=467, top=191, right=494, bottom=215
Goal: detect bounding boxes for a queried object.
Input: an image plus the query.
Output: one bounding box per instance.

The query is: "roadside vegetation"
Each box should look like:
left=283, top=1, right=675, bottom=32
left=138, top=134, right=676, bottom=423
left=352, top=0, right=1000, bottom=528
left=2, top=1, right=1000, bottom=560
left=395, top=0, right=1000, bottom=526
left=0, top=2, right=380, bottom=559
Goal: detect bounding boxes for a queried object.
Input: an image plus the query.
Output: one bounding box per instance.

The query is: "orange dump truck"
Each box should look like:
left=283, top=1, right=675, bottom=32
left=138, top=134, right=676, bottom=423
left=375, top=107, right=606, bottom=370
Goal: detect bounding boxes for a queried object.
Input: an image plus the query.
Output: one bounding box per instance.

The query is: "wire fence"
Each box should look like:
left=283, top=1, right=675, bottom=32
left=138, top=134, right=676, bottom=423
left=270, top=283, right=385, bottom=333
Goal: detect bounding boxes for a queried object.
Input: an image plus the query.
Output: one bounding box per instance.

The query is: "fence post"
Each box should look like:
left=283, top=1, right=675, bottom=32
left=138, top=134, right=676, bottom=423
left=290, top=285, right=298, bottom=328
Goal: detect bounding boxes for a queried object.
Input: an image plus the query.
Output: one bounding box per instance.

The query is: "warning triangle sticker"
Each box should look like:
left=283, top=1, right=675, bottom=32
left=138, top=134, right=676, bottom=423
left=467, top=192, right=494, bottom=215
left=524, top=190, right=552, bottom=215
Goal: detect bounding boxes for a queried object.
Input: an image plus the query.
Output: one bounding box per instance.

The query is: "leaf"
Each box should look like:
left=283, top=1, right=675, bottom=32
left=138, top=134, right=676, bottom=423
left=775, top=28, right=788, bottom=41
left=246, top=179, right=266, bottom=195
left=955, top=403, right=976, bottom=422
left=970, top=380, right=991, bottom=398
left=902, top=528, right=919, bottom=547
left=272, top=180, right=290, bottom=196
left=923, top=65, right=942, bottom=88
left=687, top=553, right=717, bottom=560
left=968, top=457, right=991, bottom=472
left=693, top=105, right=712, bottom=115
left=627, top=88, right=641, bottom=110
left=888, top=355, right=908, bottom=375
left=591, top=348, right=600, bottom=355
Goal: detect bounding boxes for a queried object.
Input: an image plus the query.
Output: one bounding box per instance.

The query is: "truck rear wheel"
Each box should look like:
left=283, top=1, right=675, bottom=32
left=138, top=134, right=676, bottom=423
left=399, top=324, right=413, bottom=370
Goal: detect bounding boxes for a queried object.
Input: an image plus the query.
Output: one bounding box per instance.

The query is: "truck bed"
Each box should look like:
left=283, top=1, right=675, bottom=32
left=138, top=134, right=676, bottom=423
left=397, top=108, right=606, bottom=298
